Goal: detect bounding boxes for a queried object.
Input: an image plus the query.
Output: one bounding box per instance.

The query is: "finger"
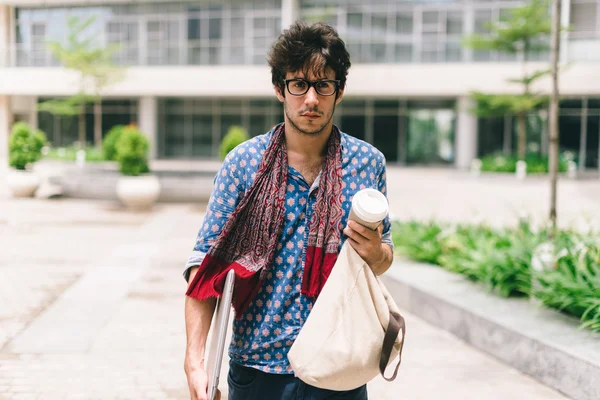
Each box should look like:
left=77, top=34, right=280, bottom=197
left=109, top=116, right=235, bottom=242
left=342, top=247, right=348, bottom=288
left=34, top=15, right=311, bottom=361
left=344, top=225, right=365, bottom=244
left=377, top=223, right=384, bottom=236
left=347, top=221, right=373, bottom=241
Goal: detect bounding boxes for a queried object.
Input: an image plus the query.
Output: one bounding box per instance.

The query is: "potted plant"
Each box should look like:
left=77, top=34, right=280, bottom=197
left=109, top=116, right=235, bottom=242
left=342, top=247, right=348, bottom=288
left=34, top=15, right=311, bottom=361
left=113, top=125, right=160, bottom=210
left=7, top=122, right=47, bottom=197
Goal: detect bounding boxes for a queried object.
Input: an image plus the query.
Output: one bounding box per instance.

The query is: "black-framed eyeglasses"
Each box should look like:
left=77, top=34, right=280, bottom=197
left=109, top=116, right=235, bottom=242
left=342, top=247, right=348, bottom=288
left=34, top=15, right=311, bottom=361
left=283, top=79, right=340, bottom=96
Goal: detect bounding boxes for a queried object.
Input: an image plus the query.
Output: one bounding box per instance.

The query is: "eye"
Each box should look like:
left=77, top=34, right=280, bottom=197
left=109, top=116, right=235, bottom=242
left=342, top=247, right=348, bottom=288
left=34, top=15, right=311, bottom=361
left=293, top=80, right=308, bottom=89
left=316, top=81, right=332, bottom=89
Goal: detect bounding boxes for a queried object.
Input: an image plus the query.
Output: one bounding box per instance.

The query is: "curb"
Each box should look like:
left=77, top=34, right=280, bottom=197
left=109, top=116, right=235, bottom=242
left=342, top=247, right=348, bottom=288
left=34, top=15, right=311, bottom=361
left=382, top=261, right=600, bottom=400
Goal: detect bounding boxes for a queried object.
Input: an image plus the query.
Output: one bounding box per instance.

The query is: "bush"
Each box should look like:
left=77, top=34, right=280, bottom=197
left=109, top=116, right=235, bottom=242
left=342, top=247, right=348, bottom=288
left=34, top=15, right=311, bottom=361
left=479, top=153, right=570, bottom=173
left=115, top=126, right=150, bottom=176
left=533, top=235, right=600, bottom=332
left=102, top=125, right=126, bottom=161
left=8, top=122, right=47, bottom=170
left=392, top=219, right=600, bottom=332
left=219, top=125, right=249, bottom=160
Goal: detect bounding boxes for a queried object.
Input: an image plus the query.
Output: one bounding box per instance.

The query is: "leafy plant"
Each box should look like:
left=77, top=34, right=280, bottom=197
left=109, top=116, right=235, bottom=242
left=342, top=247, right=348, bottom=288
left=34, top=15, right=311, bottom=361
left=392, top=219, right=600, bottom=332
left=391, top=220, right=446, bottom=264
left=8, top=122, right=47, bottom=170
left=115, top=126, right=150, bottom=176
left=480, top=153, right=570, bottom=173
left=533, top=235, right=600, bottom=332
left=219, top=125, right=249, bottom=160
left=102, top=125, right=126, bottom=161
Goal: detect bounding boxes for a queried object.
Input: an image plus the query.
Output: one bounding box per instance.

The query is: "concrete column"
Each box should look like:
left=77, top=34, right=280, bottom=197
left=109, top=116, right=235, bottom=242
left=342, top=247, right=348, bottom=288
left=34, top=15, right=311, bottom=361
left=560, top=0, right=570, bottom=63
left=281, top=0, right=300, bottom=30
left=455, top=96, right=478, bottom=170
left=29, top=96, right=38, bottom=130
left=0, top=5, right=10, bottom=67
left=138, top=96, right=158, bottom=160
left=0, top=95, right=12, bottom=169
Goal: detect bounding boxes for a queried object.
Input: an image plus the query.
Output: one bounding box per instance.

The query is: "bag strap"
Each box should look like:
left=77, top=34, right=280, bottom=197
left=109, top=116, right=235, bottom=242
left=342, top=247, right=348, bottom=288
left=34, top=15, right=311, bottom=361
left=379, top=311, right=406, bottom=381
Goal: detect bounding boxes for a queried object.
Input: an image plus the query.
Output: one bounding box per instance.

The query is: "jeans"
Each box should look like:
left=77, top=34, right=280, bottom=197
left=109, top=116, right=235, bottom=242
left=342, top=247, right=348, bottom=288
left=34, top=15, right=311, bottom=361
left=227, top=360, right=368, bottom=400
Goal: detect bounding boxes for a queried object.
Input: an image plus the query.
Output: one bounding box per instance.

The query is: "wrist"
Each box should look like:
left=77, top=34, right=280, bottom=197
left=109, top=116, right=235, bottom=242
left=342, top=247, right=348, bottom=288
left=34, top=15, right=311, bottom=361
left=373, top=244, right=391, bottom=275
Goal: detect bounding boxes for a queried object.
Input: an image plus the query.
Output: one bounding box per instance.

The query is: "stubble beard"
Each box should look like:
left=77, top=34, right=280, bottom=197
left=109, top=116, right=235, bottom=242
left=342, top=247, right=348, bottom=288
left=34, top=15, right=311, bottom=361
left=284, top=100, right=336, bottom=137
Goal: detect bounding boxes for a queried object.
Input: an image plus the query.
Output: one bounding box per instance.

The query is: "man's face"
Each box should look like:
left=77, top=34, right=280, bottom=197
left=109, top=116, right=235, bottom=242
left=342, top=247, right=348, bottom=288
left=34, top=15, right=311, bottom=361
left=275, top=68, right=344, bottom=137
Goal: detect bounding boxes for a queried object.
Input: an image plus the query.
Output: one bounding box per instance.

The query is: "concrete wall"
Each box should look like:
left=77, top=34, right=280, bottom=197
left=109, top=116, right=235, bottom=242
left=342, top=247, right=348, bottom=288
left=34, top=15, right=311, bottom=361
left=2, top=62, right=600, bottom=98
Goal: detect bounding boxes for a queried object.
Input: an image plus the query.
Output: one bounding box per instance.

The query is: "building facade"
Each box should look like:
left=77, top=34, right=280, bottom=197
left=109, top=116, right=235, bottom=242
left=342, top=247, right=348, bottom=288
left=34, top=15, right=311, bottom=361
left=1, top=0, right=600, bottom=169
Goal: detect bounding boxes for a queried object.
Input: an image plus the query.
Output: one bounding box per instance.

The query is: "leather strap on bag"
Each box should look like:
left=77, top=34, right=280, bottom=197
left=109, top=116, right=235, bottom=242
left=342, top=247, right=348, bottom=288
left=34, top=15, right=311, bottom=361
left=379, top=311, right=406, bottom=381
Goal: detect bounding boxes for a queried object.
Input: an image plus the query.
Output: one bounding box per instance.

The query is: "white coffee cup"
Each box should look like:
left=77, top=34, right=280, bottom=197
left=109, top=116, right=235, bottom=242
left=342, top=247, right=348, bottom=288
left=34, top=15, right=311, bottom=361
left=348, top=188, right=389, bottom=230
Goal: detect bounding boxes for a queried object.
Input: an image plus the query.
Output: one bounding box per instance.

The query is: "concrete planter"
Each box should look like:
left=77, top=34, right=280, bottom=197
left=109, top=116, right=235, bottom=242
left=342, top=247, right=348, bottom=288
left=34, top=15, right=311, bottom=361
left=116, top=174, right=161, bottom=210
left=7, top=168, right=41, bottom=197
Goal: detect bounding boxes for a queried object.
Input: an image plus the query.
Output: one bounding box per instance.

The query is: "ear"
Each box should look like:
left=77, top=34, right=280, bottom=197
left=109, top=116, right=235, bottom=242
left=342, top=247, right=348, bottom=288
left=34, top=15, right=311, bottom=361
left=274, top=84, right=285, bottom=103
left=335, top=87, right=345, bottom=105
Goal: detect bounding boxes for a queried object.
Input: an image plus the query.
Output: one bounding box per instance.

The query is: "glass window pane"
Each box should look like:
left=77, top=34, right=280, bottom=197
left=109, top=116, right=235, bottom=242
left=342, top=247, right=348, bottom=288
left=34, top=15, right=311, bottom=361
left=445, top=41, right=462, bottom=61
left=422, top=11, right=439, bottom=25
left=475, top=10, right=492, bottom=34
left=209, top=18, right=221, bottom=39
left=396, top=12, right=413, bottom=34
left=372, top=14, right=387, bottom=36
left=250, top=114, right=268, bottom=137
left=369, top=43, right=387, bottom=62
left=192, top=115, right=213, bottom=157
left=348, top=13, right=363, bottom=31
left=373, top=116, right=399, bottom=162
left=231, top=17, right=244, bottom=39
left=571, top=3, right=597, bottom=33
left=341, top=115, right=366, bottom=141
left=395, top=43, right=413, bottom=62
left=446, top=11, right=462, bottom=35
left=188, top=18, right=201, bottom=40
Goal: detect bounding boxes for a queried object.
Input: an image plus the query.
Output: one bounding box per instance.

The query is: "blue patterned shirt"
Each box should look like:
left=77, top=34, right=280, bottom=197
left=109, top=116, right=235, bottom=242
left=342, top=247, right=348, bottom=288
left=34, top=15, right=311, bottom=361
left=184, top=125, right=393, bottom=374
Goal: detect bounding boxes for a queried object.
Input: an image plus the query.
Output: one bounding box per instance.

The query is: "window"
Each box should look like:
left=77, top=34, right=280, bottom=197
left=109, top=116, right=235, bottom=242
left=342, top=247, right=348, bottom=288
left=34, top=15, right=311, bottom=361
left=571, top=2, right=598, bottom=35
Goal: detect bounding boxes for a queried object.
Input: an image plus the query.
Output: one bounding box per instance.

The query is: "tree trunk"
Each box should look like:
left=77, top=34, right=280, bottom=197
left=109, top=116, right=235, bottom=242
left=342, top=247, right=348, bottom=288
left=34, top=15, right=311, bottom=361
left=548, top=0, right=562, bottom=239
left=517, top=113, right=527, bottom=160
left=78, top=106, right=86, bottom=149
left=94, top=100, right=102, bottom=149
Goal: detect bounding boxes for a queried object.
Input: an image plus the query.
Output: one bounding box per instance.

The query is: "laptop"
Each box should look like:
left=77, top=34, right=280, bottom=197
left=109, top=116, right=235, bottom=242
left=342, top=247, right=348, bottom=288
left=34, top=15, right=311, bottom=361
left=206, top=269, right=236, bottom=400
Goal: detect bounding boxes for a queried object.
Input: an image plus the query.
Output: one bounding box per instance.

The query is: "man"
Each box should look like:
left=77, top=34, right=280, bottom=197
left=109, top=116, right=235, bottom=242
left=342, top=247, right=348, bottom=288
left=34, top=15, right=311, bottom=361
left=183, top=21, right=394, bottom=400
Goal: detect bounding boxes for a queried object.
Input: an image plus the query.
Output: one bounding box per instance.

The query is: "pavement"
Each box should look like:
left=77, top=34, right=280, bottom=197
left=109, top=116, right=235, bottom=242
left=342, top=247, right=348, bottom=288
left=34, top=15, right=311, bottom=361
left=1, top=165, right=596, bottom=399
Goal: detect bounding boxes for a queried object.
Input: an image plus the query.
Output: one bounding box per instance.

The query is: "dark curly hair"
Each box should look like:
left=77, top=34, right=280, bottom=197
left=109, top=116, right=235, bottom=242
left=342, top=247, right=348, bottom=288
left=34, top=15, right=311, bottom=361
left=268, top=21, right=351, bottom=96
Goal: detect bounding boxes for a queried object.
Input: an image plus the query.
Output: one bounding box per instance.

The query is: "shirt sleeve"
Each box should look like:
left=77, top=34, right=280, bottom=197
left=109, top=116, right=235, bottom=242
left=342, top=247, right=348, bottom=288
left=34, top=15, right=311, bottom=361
left=183, top=151, right=246, bottom=282
left=377, top=156, right=394, bottom=252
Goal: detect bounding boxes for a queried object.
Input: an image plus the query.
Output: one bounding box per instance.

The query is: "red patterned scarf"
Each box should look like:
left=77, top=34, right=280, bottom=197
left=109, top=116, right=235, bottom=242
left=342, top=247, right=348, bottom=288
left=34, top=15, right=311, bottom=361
left=186, top=123, right=344, bottom=316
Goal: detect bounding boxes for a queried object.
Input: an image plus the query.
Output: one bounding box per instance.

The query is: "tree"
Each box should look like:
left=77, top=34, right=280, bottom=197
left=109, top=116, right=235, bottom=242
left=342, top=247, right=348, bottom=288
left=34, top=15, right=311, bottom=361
left=38, top=16, right=124, bottom=149
left=463, top=0, right=553, bottom=160
left=548, top=0, right=562, bottom=237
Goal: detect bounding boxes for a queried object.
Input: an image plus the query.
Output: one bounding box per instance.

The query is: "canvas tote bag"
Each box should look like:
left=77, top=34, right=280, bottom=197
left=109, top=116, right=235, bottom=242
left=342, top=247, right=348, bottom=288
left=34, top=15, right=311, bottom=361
left=288, top=241, right=406, bottom=391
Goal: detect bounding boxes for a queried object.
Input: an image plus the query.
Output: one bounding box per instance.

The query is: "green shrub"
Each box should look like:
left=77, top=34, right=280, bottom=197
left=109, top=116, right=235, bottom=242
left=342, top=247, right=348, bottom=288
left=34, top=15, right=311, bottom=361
left=392, top=219, right=600, bottom=332
left=102, top=125, right=126, bottom=161
left=479, top=153, right=569, bottom=173
left=115, top=126, right=150, bottom=176
left=8, top=122, right=47, bottom=170
left=533, top=235, right=600, bottom=332
left=219, top=125, right=249, bottom=160
left=391, top=220, right=445, bottom=264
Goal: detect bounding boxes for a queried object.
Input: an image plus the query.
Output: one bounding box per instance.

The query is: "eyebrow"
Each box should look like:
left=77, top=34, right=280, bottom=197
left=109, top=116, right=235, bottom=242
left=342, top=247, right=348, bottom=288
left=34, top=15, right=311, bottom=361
left=290, top=76, right=330, bottom=81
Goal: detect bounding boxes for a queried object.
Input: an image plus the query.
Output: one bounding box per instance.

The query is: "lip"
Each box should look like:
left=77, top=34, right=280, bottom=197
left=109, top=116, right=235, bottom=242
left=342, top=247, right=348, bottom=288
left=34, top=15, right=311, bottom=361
left=302, top=113, right=321, bottom=118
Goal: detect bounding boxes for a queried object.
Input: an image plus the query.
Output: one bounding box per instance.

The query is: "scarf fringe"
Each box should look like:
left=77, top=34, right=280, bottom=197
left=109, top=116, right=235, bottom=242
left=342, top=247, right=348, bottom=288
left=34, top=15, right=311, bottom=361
left=186, top=254, right=264, bottom=318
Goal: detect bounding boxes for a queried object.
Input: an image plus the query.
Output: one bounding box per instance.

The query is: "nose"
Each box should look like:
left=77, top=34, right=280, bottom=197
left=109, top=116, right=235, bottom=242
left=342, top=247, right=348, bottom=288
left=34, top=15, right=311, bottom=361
left=303, top=86, right=319, bottom=108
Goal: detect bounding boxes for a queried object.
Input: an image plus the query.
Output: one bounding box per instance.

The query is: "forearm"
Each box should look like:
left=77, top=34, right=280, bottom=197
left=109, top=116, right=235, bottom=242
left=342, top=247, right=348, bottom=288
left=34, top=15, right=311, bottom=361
left=184, top=267, right=217, bottom=373
left=370, top=243, right=394, bottom=276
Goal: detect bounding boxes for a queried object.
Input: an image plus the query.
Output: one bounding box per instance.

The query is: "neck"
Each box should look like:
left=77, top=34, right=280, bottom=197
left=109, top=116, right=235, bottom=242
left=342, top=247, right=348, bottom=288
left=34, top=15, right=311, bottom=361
left=283, top=120, right=333, bottom=159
